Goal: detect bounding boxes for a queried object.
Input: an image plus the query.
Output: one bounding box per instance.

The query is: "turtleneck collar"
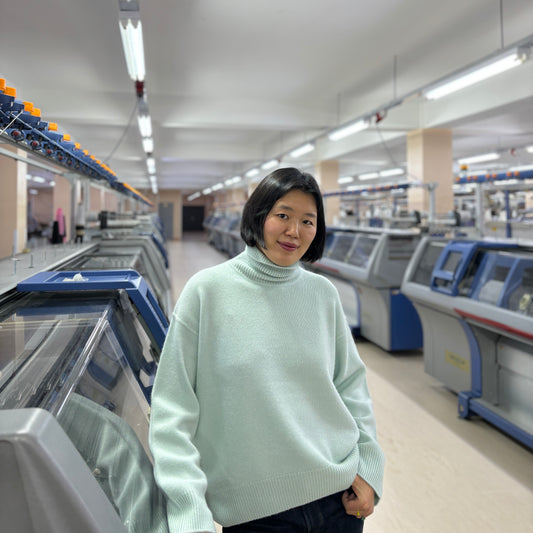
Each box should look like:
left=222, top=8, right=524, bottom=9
left=232, top=246, right=302, bottom=283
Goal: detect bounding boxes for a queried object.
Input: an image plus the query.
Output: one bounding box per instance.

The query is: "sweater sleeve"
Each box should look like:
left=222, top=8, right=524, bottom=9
left=149, top=283, right=216, bottom=533
left=332, top=301, right=385, bottom=502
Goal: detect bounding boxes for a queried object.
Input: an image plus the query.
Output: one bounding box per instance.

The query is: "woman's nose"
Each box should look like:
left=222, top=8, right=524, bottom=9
left=285, top=221, right=299, bottom=236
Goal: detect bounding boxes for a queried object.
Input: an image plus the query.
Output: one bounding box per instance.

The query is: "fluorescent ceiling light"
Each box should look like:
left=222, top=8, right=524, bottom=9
left=526, top=145, right=533, bottom=153
left=142, top=137, right=154, bottom=153
left=289, top=143, right=314, bottom=158
left=245, top=168, right=259, bottom=178
left=424, top=49, right=528, bottom=100
left=212, top=183, right=224, bottom=191
left=458, top=153, right=499, bottom=165
left=137, top=114, right=152, bottom=137
left=466, top=169, right=488, bottom=176
left=338, top=176, right=354, bottom=184
left=225, top=176, right=242, bottom=186
left=379, top=168, right=404, bottom=177
left=187, top=192, right=201, bottom=201
left=202, top=187, right=213, bottom=195
left=146, top=156, right=156, bottom=174
left=358, top=172, right=379, bottom=180
left=261, top=159, right=279, bottom=170
left=509, top=164, right=533, bottom=172
left=119, top=15, right=145, bottom=82
left=328, top=119, right=369, bottom=141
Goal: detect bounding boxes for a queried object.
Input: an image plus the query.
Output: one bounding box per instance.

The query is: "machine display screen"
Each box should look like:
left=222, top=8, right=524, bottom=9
left=442, top=251, right=463, bottom=274
left=328, top=233, right=356, bottom=262
left=412, top=241, right=446, bottom=286
left=388, top=236, right=418, bottom=260
left=347, top=235, right=378, bottom=268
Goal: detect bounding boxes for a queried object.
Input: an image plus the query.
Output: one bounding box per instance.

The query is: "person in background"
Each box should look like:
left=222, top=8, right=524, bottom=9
left=149, top=167, right=385, bottom=533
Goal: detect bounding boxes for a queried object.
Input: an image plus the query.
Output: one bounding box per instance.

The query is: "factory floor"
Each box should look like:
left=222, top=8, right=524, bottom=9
left=166, top=232, right=533, bottom=533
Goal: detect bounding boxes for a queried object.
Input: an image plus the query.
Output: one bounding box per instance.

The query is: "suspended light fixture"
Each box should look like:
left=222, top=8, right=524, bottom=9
left=142, top=137, right=154, bottom=153
left=146, top=156, right=156, bottom=174
left=225, top=175, right=242, bottom=186
left=328, top=118, right=370, bottom=141
left=118, top=1, right=145, bottom=82
left=149, top=175, right=158, bottom=195
left=424, top=48, right=529, bottom=100
left=338, top=176, right=354, bottom=184
left=379, top=168, right=404, bottom=177
left=137, top=113, right=152, bottom=138
left=457, top=153, right=500, bottom=165
left=245, top=168, right=259, bottom=178
left=261, top=159, right=279, bottom=170
left=289, top=143, right=315, bottom=158
left=358, top=172, right=379, bottom=180
left=466, top=169, right=489, bottom=176
left=509, top=164, right=533, bottom=172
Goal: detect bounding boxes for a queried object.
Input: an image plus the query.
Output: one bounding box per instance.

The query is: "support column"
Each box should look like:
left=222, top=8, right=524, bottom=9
left=526, top=191, right=533, bottom=210
left=105, top=190, right=119, bottom=212
left=407, top=129, right=454, bottom=217
left=314, top=160, right=339, bottom=226
left=90, top=184, right=102, bottom=215
left=230, top=188, right=247, bottom=212
left=0, top=146, right=27, bottom=258
left=158, top=189, right=183, bottom=240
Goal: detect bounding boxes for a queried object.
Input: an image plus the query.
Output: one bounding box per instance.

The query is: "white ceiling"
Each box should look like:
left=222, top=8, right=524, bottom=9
left=1, top=0, right=533, bottom=196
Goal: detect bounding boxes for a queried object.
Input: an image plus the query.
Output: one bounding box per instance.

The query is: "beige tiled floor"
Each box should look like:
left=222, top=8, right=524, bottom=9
left=167, top=233, right=533, bottom=533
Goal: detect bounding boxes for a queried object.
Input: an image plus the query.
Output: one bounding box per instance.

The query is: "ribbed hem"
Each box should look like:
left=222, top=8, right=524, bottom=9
left=210, top=450, right=360, bottom=527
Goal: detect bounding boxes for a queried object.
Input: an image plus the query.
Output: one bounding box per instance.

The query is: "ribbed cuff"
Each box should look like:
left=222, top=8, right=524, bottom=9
left=166, top=493, right=216, bottom=533
left=356, top=441, right=385, bottom=502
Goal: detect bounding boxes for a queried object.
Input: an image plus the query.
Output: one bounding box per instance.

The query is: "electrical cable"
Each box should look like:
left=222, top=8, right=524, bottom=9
left=103, top=98, right=139, bottom=164
left=374, top=120, right=422, bottom=183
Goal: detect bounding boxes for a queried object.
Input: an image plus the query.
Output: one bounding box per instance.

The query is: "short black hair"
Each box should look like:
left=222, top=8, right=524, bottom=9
left=240, top=167, right=326, bottom=263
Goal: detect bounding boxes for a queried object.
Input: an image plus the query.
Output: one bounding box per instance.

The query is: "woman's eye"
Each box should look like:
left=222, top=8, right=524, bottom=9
left=303, top=220, right=314, bottom=226
left=277, top=213, right=288, bottom=220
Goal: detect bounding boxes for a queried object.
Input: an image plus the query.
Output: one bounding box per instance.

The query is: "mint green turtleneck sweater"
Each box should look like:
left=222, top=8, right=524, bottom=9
left=149, top=246, right=384, bottom=532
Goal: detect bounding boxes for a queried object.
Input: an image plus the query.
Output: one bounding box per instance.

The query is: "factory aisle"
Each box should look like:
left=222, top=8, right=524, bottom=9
left=165, top=233, right=533, bottom=533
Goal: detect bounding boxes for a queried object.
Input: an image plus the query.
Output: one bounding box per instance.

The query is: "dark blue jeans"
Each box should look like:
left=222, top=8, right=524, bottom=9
left=223, top=491, right=364, bottom=533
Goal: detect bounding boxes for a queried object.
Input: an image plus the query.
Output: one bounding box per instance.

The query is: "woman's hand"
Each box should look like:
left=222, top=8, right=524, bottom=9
left=342, top=475, right=375, bottom=520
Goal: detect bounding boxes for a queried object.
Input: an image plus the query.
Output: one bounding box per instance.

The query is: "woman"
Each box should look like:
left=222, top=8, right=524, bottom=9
left=149, top=167, right=385, bottom=533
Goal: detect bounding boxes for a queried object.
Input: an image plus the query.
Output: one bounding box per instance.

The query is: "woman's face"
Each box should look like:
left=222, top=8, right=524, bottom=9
left=259, top=189, right=318, bottom=266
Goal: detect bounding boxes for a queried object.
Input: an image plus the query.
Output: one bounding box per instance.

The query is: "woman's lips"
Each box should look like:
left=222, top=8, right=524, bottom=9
left=279, top=241, right=298, bottom=251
